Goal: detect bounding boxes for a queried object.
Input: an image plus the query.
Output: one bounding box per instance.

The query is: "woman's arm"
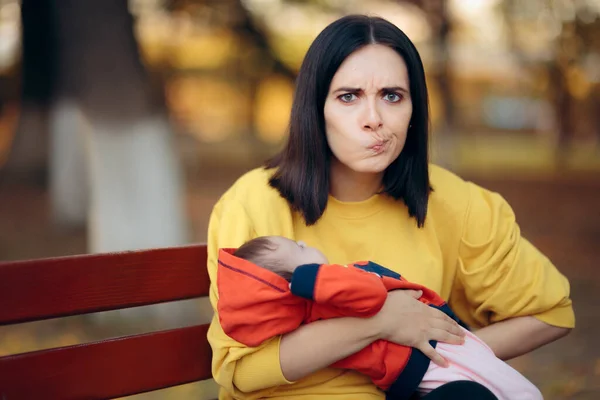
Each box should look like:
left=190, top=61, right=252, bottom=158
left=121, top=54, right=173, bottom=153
left=474, top=316, right=571, bottom=360
left=280, top=290, right=466, bottom=381
left=280, top=315, right=380, bottom=381
left=451, top=182, right=574, bottom=359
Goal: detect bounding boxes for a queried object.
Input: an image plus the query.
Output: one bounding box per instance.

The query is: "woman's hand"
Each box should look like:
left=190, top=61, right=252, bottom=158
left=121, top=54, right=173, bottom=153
left=371, top=290, right=466, bottom=367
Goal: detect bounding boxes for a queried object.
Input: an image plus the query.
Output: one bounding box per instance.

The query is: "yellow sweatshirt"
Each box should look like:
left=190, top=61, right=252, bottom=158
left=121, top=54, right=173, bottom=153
left=206, top=164, right=574, bottom=400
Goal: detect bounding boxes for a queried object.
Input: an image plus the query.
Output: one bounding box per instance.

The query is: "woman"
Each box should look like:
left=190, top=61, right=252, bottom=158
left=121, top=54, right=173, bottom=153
left=205, top=14, right=574, bottom=400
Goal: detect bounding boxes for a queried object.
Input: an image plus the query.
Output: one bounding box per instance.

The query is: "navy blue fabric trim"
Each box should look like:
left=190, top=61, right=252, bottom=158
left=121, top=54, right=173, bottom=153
left=419, top=381, right=499, bottom=399
left=354, top=261, right=401, bottom=280
left=290, top=263, right=321, bottom=300
left=431, top=304, right=470, bottom=331
left=386, top=341, right=436, bottom=400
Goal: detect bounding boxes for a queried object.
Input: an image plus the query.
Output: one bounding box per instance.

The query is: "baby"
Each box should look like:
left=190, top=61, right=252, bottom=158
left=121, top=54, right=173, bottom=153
left=217, top=236, right=542, bottom=400
left=233, top=235, right=328, bottom=280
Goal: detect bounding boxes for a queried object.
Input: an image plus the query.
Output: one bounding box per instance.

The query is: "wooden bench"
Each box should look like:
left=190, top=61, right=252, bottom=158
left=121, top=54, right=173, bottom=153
left=0, top=244, right=214, bottom=399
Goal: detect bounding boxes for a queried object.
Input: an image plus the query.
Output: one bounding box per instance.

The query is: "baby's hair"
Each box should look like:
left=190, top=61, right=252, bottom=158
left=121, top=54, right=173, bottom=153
left=233, top=237, right=293, bottom=281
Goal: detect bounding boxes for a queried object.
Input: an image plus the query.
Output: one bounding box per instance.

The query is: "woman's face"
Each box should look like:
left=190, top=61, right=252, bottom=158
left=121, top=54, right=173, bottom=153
left=323, top=44, right=412, bottom=175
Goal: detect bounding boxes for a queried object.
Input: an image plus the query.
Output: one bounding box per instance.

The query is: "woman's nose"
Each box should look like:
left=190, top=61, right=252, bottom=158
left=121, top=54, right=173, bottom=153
left=362, top=101, right=383, bottom=131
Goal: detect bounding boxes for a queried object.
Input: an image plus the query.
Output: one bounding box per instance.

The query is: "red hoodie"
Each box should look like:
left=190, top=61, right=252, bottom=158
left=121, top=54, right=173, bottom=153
left=216, top=248, right=465, bottom=399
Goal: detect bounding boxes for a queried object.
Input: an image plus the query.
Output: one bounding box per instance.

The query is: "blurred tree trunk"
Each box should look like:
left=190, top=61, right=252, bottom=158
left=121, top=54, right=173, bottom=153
left=419, top=0, right=455, bottom=135
left=0, top=0, right=55, bottom=185
left=52, top=0, right=189, bottom=252
left=546, top=61, right=572, bottom=165
left=9, top=0, right=189, bottom=252
left=593, top=89, right=600, bottom=144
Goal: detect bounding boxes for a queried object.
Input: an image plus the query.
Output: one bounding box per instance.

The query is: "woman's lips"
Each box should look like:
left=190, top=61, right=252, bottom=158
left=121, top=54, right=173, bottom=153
left=369, top=140, right=389, bottom=154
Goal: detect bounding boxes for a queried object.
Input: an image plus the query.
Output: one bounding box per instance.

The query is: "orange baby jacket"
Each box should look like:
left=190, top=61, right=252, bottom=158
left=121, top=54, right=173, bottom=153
left=216, top=248, right=466, bottom=399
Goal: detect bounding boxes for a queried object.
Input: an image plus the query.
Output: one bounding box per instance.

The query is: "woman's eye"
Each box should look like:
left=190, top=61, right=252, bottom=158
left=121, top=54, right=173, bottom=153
left=339, top=93, right=357, bottom=103
left=384, top=93, right=402, bottom=103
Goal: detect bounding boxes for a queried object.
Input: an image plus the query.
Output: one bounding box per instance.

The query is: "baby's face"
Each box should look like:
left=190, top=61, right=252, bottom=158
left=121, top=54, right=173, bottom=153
left=268, top=236, right=328, bottom=271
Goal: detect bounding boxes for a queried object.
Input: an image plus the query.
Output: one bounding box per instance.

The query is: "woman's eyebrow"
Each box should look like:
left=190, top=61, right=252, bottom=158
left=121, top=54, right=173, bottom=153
left=332, top=87, right=362, bottom=94
left=382, top=86, right=409, bottom=95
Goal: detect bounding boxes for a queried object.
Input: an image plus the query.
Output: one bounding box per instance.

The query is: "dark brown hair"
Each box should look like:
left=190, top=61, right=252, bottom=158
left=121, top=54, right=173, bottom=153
left=267, top=14, right=432, bottom=227
left=233, top=237, right=292, bottom=281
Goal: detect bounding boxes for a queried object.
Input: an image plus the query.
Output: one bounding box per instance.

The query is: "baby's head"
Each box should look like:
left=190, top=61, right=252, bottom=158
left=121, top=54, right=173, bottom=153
left=233, top=236, right=328, bottom=281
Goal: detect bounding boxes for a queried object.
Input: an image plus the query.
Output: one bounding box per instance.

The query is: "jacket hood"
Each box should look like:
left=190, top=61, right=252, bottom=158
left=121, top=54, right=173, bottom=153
left=217, top=248, right=308, bottom=346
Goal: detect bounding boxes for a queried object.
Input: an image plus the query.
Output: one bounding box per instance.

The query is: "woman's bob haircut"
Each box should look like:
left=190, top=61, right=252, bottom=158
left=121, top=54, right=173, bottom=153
left=267, top=14, right=431, bottom=227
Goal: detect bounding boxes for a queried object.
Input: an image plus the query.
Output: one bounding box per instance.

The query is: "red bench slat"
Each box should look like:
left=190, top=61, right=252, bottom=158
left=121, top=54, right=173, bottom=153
left=0, top=245, right=209, bottom=325
left=0, top=324, right=213, bottom=400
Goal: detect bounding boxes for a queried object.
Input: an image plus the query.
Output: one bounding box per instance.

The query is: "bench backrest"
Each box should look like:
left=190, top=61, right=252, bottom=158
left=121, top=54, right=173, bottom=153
left=0, top=244, right=213, bottom=399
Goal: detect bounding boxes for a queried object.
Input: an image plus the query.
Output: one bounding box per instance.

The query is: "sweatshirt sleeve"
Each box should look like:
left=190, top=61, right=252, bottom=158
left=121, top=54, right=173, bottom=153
left=452, top=182, right=575, bottom=329
left=206, top=196, right=294, bottom=398
left=290, top=263, right=388, bottom=317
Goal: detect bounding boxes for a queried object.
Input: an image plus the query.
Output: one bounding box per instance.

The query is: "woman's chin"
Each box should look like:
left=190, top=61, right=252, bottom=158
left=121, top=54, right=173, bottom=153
left=334, top=154, right=395, bottom=176
left=352, top=161, right=390, bottom=175
left=360, top=154, right=398, bottom=173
